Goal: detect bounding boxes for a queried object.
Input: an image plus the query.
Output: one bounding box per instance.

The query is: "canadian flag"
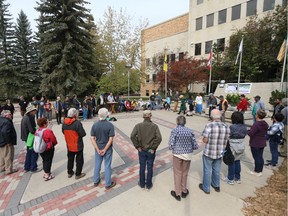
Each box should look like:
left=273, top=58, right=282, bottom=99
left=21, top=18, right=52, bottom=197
left=207, top=50, right=212, bottom=70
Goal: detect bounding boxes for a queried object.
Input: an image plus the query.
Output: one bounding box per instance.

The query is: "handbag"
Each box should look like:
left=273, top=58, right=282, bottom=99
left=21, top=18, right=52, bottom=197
left=26, top=132, right=35, bottom=149
left=223, top=142, right=235, bottom=165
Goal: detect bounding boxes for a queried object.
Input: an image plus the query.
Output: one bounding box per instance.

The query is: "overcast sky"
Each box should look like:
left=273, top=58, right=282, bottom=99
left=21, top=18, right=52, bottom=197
left=8, top=0, right=189, bottom=31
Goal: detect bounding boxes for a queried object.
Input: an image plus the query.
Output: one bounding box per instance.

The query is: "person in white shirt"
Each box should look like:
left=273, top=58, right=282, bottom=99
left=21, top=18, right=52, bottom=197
left=107, top=93, right=115, bottom=102
left=195, top=93, right=203, bottom=114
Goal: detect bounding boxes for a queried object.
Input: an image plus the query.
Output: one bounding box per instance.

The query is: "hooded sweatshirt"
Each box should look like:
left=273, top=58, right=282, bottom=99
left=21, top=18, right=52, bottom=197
left=248, top=120, right=269, bottom=148
left=62, top=117, right=86, bottom=152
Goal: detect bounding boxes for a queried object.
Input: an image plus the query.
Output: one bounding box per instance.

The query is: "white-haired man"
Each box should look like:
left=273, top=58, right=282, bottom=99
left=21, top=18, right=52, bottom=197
left=199, top=109, right=230, bottom=194
left=62, top=108, right=86, bottom=179
left=90, top=108, right=116, bottom=189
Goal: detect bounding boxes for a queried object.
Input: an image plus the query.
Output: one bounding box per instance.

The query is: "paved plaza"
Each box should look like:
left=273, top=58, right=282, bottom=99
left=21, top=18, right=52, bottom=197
left=0, top=109, right=280, bottom=216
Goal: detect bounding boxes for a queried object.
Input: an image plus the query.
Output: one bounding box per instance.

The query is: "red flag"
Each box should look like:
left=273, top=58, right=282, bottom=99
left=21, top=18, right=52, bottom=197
left=207, top=50, right=212, bottom=70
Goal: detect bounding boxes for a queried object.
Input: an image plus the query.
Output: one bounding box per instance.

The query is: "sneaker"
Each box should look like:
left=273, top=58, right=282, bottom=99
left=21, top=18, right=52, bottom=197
left=75, top=173, right=86, bottom=180
left=222, top=177, right=234, bottom=185
left=146, top=184, right=153, bottom=191
left=68, top=171, right=75, bottom=178
left=181, top=189, right=189, bottom=198
left=247, top=170, right=262, bottom=177
left=105, top=181, right=116, bottom=189
left=235, top=179, right=241, bottom=184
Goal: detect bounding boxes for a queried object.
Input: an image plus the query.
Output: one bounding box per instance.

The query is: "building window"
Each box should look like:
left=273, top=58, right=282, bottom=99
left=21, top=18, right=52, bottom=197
left=217, top=38, right=225, bottom=51
left=197, top=0, right=204, bottom=4
left=170, top=53, right=176, bottom=62
left=195, top=43, right=201, bottom=56
left=166, top=54, right=170, bottom=63
left=206, top=13, right=214, bottom=28
left=146, top=58, right=150, bottom=67
left=196, top=17, right=203, bottom=31
left=247, top=0, right=257, bottom=17
left=179, top=52, right=184, bottom=61
left=232, top=4, right=241, bottom=21
left=205, top=41, right=213, bottom=54
left=152, top=74, right=157, bottom=82
left=146, top=75, right=150, bottom=83
left=283, top=0, right=288, bottom=6
left=152, top=57, right=156, bottom=66
left=158, top=56, right=164, bottom=65
left=263, top=0, right=275, bottom=12
left=146, top=90, right=149, bottom=96
left=218, top=9, right=227, bottom=24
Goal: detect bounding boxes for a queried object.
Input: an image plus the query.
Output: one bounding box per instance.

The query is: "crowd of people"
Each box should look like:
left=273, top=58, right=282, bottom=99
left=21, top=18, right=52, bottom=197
left=0, top=93, right=287, bottom=203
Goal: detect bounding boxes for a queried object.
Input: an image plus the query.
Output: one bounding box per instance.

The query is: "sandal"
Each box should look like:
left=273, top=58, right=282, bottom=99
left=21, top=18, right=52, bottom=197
left=44, top=174, right=55, bottom=181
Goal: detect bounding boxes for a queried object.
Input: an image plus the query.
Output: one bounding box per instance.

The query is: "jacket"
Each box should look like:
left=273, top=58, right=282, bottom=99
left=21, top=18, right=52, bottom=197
left=248, top=120, right=269, bottom=148
left=62, top=117, right=86, bottom=152
left=130, top=119, right=162, bottom=151
left=237, top=98, right=248, bottom=112
left=0, top=117, right=17, bottom=147
left=21, top=114, right=36, bottom=142
left=40, top=127, right=58, bottom=151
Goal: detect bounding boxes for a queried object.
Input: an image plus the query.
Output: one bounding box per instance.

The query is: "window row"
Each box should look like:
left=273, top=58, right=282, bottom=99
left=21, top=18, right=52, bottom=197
left=145, top=52, right=185, bottom=67
left=196, top=0, right=276, bottom=31
left=194, top=38, right=225, bottom=56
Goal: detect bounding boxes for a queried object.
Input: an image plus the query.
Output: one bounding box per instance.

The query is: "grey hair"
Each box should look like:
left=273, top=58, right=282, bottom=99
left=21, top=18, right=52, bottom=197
left=176, top=115, right=186, bottom=126
left=210, top=109, right=222, bottom=120
left=282, top=98, right=288, bottom=106
left=98, top=108, right=109, bottom=120
left=1, top=110, right=11, bottom=117
left=67, top=108, right=77, bottom=118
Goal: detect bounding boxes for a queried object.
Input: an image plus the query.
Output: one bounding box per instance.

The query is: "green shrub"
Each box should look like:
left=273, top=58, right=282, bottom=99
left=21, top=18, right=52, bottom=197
left=269, top=90, right=286, bottom=105
left=226, top=94, right=241, bottom=106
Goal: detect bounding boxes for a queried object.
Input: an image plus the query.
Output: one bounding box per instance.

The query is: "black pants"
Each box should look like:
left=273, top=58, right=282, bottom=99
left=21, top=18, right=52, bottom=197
left=56, top=111, right=62, bottom=124
left=67, top=150, right=84, bottom=176
left=40, top=148, right=55, bottom=174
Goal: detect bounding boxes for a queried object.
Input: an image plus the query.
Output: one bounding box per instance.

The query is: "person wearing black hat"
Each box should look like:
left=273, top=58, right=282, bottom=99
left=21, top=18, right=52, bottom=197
left=252, top=96, right=265, bottom=123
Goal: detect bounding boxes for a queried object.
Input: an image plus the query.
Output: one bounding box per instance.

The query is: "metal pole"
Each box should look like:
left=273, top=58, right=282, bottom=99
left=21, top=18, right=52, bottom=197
left=208, top=61, right=212, bottom=93
left=237, top=50, right=243, bottom=93
left=165, top=71, right=167, bottom=98
left=128, top=69, right=130, bottom=100
left=280, top=40, right=288, bottom=92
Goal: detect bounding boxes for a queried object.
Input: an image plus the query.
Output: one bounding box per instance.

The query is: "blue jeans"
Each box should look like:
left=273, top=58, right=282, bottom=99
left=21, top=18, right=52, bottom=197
left=138, top=150, right=155, bottom=188
left=228, top=160, right=241, bottom=181
left=83, top=108, right=88, bottom=120
left=24, top=147, right=39, bottom=171
left=269, top=141, right=278, bottom=165
left=150, top=101, right=155, bottom=110
left=202, top=155, right=222, bottom=192
left=250, top=147, right=264, bottom=173
left=93, top=147, right=113, bottom=187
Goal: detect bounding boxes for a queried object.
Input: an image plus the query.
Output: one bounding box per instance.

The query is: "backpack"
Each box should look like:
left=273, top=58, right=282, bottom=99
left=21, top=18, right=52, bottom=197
left=223, top=142, right=235, bottom=165
left=33, top=128, right=47, bottom=153
left=268, top=130, right=283, bottom=144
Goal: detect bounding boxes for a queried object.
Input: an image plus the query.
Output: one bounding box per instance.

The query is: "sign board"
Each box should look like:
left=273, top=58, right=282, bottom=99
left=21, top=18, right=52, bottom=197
left=225, top=83, right=252, bottom=94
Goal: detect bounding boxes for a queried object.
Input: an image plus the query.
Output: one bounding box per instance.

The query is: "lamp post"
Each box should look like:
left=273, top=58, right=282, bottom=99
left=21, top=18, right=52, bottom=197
left=125, top=64, right=132, bottom=100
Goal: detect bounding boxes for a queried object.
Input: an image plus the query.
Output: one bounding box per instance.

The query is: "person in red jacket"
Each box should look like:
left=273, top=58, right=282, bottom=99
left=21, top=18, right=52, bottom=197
left=237, top=94, right=248, bottom=114
left=37, top=118, right=58, bottom=181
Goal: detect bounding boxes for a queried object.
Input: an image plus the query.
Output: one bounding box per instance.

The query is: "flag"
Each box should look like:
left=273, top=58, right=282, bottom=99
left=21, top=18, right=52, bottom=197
left=207, top=50, right=212, bottom=70
left=235, top=38, right=243, bottom=65
left=277, top=39, right=287, bottom=62
left=163, top=53, right=168, bottom=72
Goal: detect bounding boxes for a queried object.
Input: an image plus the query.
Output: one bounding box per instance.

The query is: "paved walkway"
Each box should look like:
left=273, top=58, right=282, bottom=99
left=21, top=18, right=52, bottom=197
left=0, top=110, right=280, bottom=216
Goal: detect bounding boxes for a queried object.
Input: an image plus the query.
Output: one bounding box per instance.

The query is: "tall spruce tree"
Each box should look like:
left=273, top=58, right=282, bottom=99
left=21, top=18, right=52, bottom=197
left=14, top=10, right=40, bottom=97
left=36, top=0, right=96, bottom=97
left=0, top=0, right=16, bottom=98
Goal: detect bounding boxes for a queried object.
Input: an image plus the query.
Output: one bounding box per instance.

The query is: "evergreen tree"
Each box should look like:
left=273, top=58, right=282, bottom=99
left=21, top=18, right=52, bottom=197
left=0, top=0, right=16, bottom=98
left=14, top=10, right=40, bottom=97
left=36, top=0, right=96, bottom=97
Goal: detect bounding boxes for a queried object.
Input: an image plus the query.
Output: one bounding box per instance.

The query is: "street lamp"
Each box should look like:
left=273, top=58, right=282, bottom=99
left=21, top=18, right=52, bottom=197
left=125, top=64, right=132, bottom=100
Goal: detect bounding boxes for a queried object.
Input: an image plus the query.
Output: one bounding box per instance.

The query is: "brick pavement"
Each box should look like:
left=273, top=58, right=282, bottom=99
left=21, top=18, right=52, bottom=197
left=0, top=113, right=204, bottom=216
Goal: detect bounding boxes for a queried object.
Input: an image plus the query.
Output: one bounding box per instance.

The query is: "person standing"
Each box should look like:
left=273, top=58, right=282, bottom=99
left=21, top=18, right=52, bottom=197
left=247, top=109, right=269, bottom=176
left=223, top=112, right=247, bottom=185
left=19, top=96, right=28, bottom=117
left=82, top=97, right=88, bottom=121
left=0, top=110, right=18, bottom=174
left=54, top=96, right=63, bottom=125
left=252, top=95, right=265, bottom=123
left=195, top=93, right=203, bottom=114
left=168, top=116, right=198, bottom=201
left=31, top=96, right=39, bottom=119
left=218, top=95, right=228, bottom=122
left=72, top=95, right=81, bottom=117
left=173, top=91, right=179, bottom=112
left=130, top=110, right=162, bottom=190
left=44, top=99, right=53, bottom=123
left=36, top=118, right=58, bottom=181
left=90, top=108, right=116, bottom=189
left=156, top=93, right=162, bottom=110
left=271, top=97, right=284, bottom=122
left=38, top=96, right=46, bottom=118
left=62, top=108, right=86, bottom=179
left=186, top=95, right=194, bottom=116
left=280, top=98, right=287, bottom=157
left=149, top=93, right=155, bottom=111
left=207, top=94, right=217, bottom=118
left=63, top=96, right=70, bottom=118
left=3, top=99, right=15, bottom=119
left=178, top=95, right=187, bottom=115
left=237, top=94, right=248, bottom=114
left=21, top=105, right=40, bottom=173
left=199, top=109, right=230, bottom=194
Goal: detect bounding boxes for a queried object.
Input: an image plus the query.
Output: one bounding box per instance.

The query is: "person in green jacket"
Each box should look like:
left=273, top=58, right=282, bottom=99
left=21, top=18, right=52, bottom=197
left=178, top=95, right=187, bottom=115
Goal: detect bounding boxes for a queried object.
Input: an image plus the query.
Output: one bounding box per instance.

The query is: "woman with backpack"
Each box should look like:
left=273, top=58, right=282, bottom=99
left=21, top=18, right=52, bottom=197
left=36, top=118, right=58, bottom=181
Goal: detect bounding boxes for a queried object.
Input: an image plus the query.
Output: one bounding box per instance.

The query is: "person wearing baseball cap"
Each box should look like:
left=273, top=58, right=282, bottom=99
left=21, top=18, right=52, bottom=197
left=252, top=95, right=265, bottom=123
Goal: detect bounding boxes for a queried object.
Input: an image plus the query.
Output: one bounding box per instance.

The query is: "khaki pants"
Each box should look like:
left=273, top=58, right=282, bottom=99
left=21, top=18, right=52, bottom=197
left=0, top=144, right=15, bottom=174
left=280, top=125, right=287, bottom=157
left=173, top=156, right=191, bottom=196
left=173, top=101, right=179, bottom=112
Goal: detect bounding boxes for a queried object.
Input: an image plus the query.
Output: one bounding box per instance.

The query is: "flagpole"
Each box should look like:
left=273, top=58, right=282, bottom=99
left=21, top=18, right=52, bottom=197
left=280, top=38, right=288, bottom=92
left=237, top=35, right=244, bottom=93
left=208, top=62, right=212, bottom=94
left=165, top=71, right=167, bottom=98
